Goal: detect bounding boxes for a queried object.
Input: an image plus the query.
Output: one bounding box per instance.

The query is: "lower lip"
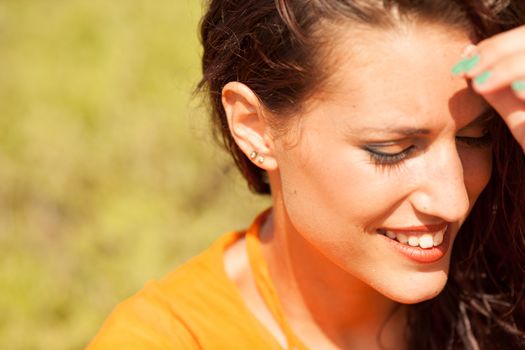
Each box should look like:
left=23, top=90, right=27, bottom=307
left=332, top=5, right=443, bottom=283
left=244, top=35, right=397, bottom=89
left=379, top=226, right=451, bottom=264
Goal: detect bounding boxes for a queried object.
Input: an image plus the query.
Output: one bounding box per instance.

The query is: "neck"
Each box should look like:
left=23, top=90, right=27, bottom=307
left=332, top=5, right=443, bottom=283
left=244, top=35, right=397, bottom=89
left=259, top=201, right=407, bottom=349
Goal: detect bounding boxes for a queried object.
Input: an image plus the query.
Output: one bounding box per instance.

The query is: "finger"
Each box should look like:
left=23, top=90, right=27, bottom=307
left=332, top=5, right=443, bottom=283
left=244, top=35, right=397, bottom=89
left=512, top=80, right=525, bottom=100
left=482, top=87, right=524, bottom=124
left=482, top=88, right=525, bottom=152
left=470, top=51, right=525, bottom=95
left=464, top=25, right=525, bottom=78
left=449, top=45, right=478, bottom=77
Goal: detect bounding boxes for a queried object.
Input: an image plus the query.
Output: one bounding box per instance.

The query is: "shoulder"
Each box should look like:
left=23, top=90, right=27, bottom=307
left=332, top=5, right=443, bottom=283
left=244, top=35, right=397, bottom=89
left=86, top=231, right=279, bottom=349
left=86, top=279, right=199, bottom=349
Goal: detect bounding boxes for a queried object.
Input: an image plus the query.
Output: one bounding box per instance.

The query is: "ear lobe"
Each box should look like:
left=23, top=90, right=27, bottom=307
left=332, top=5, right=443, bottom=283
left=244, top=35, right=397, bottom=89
left=221, top=82, right=278, bottom=170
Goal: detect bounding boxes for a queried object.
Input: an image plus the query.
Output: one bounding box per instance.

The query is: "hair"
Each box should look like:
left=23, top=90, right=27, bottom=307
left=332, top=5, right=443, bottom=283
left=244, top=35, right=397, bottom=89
left=198, top=0, right=525, bottom=349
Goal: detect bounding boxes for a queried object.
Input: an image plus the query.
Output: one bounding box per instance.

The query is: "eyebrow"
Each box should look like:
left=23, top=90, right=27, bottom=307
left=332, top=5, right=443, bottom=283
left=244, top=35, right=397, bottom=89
left=353, top=108, right=495, bottom=137
left=356, top=126, right=431, bottom=137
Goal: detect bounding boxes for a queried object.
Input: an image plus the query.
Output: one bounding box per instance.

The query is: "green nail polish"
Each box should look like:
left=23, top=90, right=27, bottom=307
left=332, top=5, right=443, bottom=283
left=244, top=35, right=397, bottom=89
left=451, top=58, right=468, bottom=76
left=475, top=71, right=491, bottom=85
left=462, top=54, right=480, bottom=72
left=512, top=80, right=525, bottom=91
left=451, top=55, right=480, bottom=76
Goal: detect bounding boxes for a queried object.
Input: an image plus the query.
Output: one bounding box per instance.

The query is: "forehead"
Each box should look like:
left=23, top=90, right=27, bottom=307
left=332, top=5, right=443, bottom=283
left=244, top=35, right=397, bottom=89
left=310, top=22, right=487, bottom=127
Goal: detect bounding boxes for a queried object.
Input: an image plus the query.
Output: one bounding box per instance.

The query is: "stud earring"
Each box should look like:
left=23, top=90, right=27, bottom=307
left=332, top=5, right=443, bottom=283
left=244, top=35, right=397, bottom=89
left=256, top=155, right=265, bottom=164
left=249, top=151, right=258, bottom=160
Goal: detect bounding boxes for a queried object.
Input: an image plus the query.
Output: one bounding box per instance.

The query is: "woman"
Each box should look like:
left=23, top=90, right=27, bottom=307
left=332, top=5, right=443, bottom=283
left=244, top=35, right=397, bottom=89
left=88, top=0, right=525, bottom=349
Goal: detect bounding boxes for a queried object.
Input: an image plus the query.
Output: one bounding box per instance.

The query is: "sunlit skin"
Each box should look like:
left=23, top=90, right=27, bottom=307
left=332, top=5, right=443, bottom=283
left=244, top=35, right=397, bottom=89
left=267, top=22, right=491, bottom=302
left=222, top=21, right=525, bottom=350
left=261, top=24, right=491, bottom=349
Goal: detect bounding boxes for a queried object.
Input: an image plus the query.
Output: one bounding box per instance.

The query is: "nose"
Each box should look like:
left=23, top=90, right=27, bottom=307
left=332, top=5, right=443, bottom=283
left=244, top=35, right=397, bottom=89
left=409, top=142, right=470, bottom=223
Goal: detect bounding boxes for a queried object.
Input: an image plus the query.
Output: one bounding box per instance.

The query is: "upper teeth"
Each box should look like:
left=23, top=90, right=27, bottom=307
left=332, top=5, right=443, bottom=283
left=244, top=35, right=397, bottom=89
left=379, top=228, right=446, bottom=248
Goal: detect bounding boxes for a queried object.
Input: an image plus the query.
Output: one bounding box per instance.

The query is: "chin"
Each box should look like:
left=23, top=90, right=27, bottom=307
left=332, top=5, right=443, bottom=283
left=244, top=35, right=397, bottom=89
left=381, top=272, right=449, bottom=304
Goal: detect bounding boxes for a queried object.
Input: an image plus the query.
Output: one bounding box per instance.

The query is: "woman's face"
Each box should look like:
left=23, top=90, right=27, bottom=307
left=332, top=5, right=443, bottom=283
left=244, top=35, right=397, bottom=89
left=269, top=23, right=493, bottom=303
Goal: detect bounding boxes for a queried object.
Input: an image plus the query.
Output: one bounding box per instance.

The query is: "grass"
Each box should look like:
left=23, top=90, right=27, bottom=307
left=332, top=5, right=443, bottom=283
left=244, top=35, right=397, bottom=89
left=0, top=1, right=270, bottom=349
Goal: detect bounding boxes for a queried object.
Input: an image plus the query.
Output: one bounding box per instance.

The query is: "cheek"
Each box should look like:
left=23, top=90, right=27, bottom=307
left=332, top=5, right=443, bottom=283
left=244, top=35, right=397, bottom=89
left=276, top=142, right=406, bottom=235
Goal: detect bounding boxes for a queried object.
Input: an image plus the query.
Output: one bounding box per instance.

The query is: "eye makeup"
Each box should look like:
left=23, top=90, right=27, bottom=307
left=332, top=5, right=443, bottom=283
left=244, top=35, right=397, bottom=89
left=364, top=130, right=492, bottom=167
left=364, top=144, right=416, bottom=166
left=360, top=108, right=496, bottom=168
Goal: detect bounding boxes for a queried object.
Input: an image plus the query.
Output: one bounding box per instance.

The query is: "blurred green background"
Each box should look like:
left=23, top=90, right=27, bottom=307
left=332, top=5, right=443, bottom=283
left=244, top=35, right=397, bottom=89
left=0, top=1, right=269, bottom=349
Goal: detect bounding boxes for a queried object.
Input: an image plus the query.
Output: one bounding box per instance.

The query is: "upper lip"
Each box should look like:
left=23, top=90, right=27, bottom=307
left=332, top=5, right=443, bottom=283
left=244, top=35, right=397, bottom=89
left=381, top=222, right=449, bottom=233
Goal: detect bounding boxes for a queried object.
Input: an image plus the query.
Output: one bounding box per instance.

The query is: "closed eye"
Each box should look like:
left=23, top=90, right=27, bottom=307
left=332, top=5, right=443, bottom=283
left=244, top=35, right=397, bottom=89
left=365, top=145, right=416, bottom=166
left=456, top=132, right=492, bottom=148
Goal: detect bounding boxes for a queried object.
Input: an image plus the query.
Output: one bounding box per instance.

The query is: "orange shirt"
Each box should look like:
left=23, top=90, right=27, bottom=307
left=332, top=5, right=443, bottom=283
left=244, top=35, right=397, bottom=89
left=86, top=211, right=306, bottom=350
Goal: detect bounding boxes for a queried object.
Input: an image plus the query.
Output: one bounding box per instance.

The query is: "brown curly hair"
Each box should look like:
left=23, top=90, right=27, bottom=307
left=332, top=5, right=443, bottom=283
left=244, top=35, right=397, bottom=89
left=198, top=0, right=525, bottom=348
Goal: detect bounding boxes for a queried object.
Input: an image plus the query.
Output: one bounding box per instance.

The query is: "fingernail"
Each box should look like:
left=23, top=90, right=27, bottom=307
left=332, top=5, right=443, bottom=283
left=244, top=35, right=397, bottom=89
left=451, top=55, right=480, bottom=76
left=462, top=54, right=480, bottom=72
left=474, top=71, right=491, bottom=85
left=451, top=58, right=468, bottom=76
left=512, top=80, right=525, bottom=91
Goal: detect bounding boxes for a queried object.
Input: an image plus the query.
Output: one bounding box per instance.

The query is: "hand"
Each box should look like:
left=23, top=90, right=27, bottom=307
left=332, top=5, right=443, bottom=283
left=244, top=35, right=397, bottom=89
left=451, top=25, right=525, bottom=152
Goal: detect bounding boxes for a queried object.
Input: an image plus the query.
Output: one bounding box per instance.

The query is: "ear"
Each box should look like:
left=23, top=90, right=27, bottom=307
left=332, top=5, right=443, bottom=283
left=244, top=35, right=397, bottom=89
left=221, top=82, right=277, bottom=170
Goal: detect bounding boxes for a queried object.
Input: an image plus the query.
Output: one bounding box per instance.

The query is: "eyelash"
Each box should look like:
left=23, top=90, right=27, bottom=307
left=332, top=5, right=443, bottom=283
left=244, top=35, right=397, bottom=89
left=366, top=132, right=492, bottom=167
left=456, top=131, right=492, bottom=148
left=366, top=146, right=415, bottom=167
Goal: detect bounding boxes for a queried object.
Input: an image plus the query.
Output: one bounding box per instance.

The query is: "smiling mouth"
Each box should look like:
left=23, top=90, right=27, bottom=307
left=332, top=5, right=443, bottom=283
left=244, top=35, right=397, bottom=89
left=376, top=226, right=447, bottom=249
